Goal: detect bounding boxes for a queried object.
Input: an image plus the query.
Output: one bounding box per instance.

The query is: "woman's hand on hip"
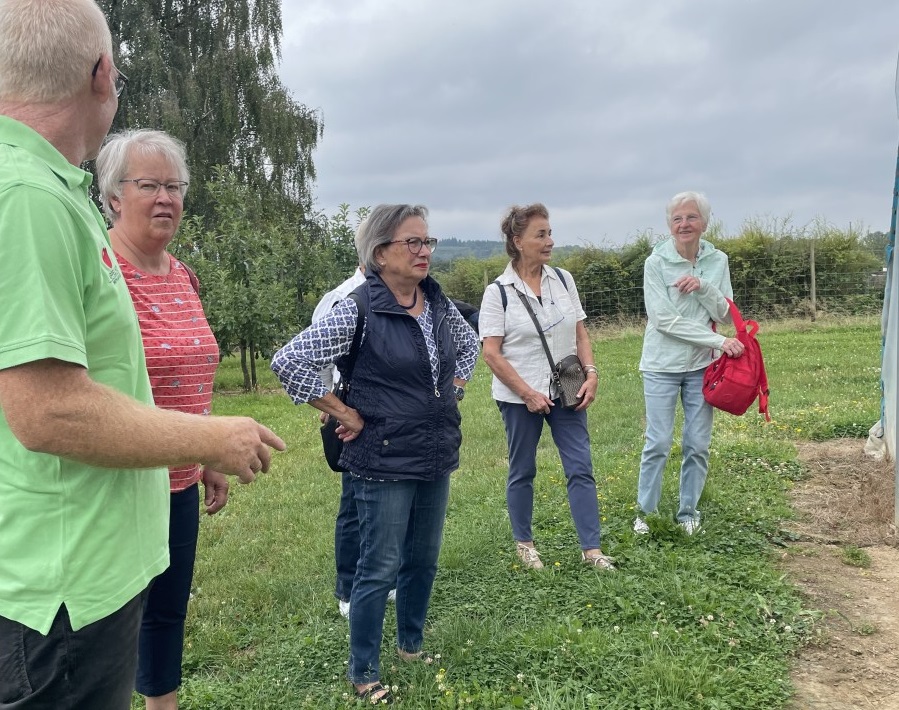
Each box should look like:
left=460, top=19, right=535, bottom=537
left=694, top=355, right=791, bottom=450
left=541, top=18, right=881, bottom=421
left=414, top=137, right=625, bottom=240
left=522, top=389, right=554, bottom=415
left=336, top=407, right=365, bottom=441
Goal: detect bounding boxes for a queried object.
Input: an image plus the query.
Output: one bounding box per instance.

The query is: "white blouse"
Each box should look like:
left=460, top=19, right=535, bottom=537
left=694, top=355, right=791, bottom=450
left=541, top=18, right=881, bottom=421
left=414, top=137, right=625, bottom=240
left=479, top=262, right=586, bottom=404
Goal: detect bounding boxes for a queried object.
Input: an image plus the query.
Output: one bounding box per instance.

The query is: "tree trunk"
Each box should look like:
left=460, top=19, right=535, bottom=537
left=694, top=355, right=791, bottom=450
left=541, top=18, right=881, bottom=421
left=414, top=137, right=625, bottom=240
left=249, top=341, right=258, bottom=390
left=239, top=342, right=251, bottom=391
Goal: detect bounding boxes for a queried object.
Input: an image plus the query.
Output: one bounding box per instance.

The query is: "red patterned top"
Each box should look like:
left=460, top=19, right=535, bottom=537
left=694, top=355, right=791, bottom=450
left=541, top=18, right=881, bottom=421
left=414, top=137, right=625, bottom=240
left=118, top=253, right=220, bottom=492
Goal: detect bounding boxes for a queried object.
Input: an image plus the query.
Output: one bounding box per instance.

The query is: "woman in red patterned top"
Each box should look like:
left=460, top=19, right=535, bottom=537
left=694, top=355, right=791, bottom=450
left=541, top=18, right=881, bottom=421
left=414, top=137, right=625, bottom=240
left=96, top=130, right=225, bottom=710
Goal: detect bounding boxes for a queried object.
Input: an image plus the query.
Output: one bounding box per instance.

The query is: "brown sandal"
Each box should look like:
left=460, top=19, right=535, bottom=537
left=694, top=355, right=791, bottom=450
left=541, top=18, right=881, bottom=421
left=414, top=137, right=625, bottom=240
left=354, top=681, right=394, bottom=704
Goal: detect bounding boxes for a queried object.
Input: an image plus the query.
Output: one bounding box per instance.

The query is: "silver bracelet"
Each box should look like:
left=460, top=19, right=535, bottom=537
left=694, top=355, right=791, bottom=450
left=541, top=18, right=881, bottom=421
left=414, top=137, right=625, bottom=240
left=583, top=365, right=598, bottom=375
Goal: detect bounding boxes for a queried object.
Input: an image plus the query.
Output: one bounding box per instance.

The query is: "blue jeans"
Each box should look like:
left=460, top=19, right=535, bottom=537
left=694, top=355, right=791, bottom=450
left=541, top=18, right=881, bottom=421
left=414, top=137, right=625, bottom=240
left=637, top=369, right=713, bottom=523
left=136, top=484, right=200, bottom=697
left=497, top=400, right=601, bottom=550
left=334, top=472, right=360, bottom=603
left=347, top=475, right=450, bottom=684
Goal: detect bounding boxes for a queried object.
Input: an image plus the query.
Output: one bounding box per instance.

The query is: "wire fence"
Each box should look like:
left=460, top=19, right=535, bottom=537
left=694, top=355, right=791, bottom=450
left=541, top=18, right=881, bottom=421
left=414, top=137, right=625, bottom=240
left=581, top=267, right=887, bottom=325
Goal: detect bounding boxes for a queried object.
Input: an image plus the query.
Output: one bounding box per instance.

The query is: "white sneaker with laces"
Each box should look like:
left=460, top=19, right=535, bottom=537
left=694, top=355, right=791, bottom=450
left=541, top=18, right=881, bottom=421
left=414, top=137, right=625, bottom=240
left=338, top=599, right=350, bottom=618
left=516, top=542, right=544, bottom=570
left=633, top=517, right=649, bottom=535
left=679, top=519, right=701, bottom=536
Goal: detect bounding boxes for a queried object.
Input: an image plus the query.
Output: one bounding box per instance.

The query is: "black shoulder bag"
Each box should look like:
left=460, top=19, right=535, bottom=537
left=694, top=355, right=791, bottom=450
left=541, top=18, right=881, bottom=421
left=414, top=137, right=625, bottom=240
left=320, top=291, right=365, bottom=471
left=512, top=287, right=586, bottom=409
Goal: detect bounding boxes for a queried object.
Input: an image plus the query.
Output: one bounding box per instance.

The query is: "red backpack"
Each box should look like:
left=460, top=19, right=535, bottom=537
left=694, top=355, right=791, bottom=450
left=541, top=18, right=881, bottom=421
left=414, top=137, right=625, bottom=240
left=703, top=299, right=771, bottom=421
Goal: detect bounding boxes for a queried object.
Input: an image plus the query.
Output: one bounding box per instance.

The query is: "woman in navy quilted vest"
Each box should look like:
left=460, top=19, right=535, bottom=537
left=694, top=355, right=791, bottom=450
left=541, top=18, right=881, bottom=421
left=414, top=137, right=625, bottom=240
left=633, top=191, right=744, bottom=537
left=271, top=204, right=478, bottom=705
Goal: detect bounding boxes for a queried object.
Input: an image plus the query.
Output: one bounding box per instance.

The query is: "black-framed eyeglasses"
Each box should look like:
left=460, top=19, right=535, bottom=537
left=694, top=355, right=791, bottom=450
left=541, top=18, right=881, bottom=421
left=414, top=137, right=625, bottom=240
left=92, top=57, right=128, bottom=98
left=119, top=178, right=189, bottom=198
left=388, top=237, right=438, bottom=254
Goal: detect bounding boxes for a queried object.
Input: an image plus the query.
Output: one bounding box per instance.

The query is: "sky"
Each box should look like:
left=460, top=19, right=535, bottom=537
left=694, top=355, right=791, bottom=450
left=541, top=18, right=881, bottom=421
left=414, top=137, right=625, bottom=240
left=278, top=1, right=899, bottom=247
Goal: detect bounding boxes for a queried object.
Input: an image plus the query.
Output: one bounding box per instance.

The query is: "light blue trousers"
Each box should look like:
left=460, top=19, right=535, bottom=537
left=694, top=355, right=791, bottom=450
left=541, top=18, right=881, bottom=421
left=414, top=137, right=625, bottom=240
left=637, top=369, right=713, bottom=523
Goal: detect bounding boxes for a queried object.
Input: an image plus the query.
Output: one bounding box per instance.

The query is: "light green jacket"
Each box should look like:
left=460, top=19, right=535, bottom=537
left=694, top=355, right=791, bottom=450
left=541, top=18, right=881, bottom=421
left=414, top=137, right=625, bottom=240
left=639, top=237, right=734, bottom=373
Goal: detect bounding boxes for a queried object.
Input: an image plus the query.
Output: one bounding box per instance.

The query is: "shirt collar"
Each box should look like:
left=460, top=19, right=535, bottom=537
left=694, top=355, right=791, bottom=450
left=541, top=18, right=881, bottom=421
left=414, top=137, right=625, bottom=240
left=0, top=115, right=94, bottom=193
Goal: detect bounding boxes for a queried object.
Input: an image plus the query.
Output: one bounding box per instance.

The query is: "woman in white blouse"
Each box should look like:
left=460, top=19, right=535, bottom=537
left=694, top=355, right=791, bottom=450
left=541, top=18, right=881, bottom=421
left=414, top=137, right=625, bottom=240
left=479, top=204, right=614, bottom=571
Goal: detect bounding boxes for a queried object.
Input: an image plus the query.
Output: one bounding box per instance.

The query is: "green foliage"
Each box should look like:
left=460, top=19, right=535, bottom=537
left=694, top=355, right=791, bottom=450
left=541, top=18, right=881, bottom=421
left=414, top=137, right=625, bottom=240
left=100, top=0, right=322, bottom=224
left=312, top=203, right=370, bottom=286
left=130, top=319, right=881, bottom=709
left=433, top=255, right=508, bottom=305
left=430, top=238, right=507, bottom=265
left=171, top=169, right=309, bottom=389
left=434, top=222, right=885, bottom=321
left=840, top=545, right=871, bottom=569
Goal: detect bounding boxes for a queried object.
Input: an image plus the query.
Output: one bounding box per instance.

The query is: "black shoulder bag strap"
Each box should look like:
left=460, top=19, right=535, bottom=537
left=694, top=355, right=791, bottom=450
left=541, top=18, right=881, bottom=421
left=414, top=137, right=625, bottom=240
left=511, top=286, right=558, bottom=394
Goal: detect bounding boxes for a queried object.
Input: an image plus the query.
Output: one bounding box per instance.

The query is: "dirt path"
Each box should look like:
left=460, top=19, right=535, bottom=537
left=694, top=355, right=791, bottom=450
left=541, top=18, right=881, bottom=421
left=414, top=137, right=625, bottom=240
left=784, top=440, right=899, bottom=710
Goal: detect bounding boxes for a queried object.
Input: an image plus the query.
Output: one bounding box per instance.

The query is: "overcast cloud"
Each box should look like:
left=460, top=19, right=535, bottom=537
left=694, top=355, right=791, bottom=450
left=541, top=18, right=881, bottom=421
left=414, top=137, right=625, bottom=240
left=278, top=1, right=899, bottom=246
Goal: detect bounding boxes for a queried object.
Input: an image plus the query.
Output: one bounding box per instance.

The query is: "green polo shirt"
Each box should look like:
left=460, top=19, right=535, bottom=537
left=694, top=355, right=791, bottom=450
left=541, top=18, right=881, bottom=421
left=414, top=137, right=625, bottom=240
left=0, top=116, right=168, bottom=634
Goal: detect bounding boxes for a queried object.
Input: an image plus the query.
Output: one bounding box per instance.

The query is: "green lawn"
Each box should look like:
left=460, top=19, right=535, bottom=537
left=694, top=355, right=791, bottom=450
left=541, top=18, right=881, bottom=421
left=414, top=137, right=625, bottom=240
left=145, top=315, right=882, bottom=709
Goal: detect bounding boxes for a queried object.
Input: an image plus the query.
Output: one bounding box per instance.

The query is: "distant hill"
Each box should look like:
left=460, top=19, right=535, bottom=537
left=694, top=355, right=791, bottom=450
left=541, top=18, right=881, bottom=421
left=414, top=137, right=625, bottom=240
left=431, top=238, right=504, bottom=263
left=431, top=237, right=581, bottom=264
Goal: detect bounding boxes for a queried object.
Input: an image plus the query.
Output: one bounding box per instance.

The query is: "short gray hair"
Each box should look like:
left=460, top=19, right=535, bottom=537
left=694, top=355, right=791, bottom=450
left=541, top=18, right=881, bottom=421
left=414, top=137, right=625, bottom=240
left=0, top=0, right=113, bottom=102
left=666, top=191, right=711, bottom=228
left=354, top=204, right=429, bottom=273
left=96, top=130, right=190, bottom=223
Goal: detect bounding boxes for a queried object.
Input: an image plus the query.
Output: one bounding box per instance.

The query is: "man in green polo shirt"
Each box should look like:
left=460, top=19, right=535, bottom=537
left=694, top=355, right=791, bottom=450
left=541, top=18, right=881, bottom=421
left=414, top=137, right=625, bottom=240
left=0, top=2, right=286, bottom=708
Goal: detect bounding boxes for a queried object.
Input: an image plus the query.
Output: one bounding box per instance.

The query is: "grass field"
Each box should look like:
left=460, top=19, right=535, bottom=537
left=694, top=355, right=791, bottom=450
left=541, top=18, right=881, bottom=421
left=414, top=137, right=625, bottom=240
left=141, top=315, right=883, bottom=709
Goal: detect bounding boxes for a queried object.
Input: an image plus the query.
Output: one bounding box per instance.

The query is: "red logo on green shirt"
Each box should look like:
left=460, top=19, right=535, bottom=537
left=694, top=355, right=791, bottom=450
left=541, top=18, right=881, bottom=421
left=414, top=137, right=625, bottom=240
left=101, top=247, right=113, bottom=269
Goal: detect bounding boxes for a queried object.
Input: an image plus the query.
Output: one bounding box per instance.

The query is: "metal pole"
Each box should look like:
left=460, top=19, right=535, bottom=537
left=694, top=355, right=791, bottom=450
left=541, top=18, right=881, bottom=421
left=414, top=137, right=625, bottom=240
left=809, top=238, right=816, bottom=321
left=893, top=51, right=899, bottom=528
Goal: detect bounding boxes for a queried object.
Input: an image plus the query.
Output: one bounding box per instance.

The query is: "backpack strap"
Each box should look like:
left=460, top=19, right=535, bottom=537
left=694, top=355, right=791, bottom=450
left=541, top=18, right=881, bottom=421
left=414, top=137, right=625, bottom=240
left=182, top=262, right=201, bottom=296
left=493, top=280, right=508, bottom=311
left=340, top=290, right=366, bottom=385
left=552, top=266, right=568, bottom=291
left=494, top=267, right=567, bottom=312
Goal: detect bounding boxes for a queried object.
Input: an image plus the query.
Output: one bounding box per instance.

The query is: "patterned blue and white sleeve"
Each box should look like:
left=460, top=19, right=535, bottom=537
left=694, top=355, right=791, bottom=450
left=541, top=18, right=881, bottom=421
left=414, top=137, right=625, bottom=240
left=445, top=300, right=479, bottom=381
left=271, top=298, right=362, bottom=405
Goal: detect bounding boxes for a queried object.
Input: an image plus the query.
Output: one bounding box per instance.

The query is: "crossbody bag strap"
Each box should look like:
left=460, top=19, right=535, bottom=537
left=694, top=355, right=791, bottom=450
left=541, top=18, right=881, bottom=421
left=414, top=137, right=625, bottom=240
left=340, top=291, right=366, bottom=387
left=512, top=286, right=556, bottom=375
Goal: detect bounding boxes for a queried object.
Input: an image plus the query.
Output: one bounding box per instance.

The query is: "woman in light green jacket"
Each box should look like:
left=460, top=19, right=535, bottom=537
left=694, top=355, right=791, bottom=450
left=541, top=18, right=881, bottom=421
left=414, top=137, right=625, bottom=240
left=633, top=192, right=744, bottom=536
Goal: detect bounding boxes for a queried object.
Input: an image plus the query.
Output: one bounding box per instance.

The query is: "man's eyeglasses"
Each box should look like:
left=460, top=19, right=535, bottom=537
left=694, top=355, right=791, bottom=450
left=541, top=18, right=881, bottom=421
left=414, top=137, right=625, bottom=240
left=92, top=57, right=128, bottom=98
left=389, top=237, right=438, bottom=254
left=119, top=179, right=189, bottom=198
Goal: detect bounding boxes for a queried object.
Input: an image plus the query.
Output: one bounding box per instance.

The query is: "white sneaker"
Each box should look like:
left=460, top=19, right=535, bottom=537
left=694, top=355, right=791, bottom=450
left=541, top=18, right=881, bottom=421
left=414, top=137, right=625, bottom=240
left=387, top=589, right=397, bottom=603
left=516, top=543, right=544, bottom=570
left=338, top=600, right=350, bottom=618
left=633, top=517, right=649, bottom=535
left=679, top=519, right=701, bottom=536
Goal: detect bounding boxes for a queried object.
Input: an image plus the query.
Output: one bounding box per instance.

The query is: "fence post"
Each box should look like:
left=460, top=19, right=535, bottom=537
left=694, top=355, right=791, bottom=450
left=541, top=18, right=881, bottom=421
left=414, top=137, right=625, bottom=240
left=809, top=238, right=817, bottom=321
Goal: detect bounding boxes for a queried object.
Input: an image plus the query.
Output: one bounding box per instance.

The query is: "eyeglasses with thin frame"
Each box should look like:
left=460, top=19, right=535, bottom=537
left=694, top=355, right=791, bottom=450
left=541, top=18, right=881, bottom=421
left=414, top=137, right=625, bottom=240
left=91, top=57, right=128, bottom=97
left=119, top=179, right=189, bottom=198
left=388, top=237, right=438, bottom=254
left=671, top=214, right=702, bottom=226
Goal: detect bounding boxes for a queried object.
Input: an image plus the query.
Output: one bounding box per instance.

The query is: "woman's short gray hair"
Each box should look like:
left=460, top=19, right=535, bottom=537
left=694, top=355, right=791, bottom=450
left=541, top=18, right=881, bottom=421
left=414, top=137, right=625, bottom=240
left=666, top=191, right=711, bottom=228
left=354, top=204, right=429, bottom=273
left=96, top=129, right=190, bottom=223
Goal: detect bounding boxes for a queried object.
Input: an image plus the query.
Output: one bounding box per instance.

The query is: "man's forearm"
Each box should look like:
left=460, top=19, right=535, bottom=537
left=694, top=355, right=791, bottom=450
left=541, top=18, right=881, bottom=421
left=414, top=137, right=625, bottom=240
left=0, top=360, right=283, bottom=477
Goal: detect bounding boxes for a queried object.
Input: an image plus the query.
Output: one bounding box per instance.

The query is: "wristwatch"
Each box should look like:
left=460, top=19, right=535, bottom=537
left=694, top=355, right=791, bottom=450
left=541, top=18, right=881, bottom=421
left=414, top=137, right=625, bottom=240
left=453, top=384, right=465, bottom=401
